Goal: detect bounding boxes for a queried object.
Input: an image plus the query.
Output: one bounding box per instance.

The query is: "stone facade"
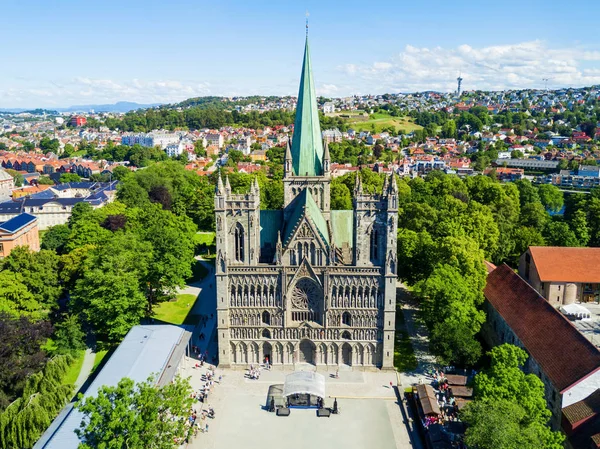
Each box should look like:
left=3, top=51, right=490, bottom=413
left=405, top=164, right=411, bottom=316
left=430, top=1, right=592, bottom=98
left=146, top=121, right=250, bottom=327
left=214, top=37, right=397, bottom=370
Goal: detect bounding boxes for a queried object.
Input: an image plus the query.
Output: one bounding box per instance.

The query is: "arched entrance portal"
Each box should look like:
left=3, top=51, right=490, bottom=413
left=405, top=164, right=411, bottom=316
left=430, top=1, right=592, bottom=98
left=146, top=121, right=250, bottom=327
left=342, top=343, right=352, bottom=366
left=299, top=339, right=315, bottom=364
left=263, top=342, right=272, bottom=365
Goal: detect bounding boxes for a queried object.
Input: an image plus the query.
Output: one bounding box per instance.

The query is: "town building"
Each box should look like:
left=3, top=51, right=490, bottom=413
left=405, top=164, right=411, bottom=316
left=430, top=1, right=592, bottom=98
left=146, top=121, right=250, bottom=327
left=322, top=102, right=335, bottom=114
left=0, top=168, right=14, bottom=201
left=519, top=246, right=600, bottom=306
left=0, top=182, right=117, bottom=230
left=206, top=133, right=224, bottom=149
left=35, top=324, right=192, bottom=449
left=0, top=212, right=39, bottom=258
left=214, top=37, right=397, bottom=370
left=69, top=116, right=87, bottom=127
left=483, top=264, right=600, bottom=429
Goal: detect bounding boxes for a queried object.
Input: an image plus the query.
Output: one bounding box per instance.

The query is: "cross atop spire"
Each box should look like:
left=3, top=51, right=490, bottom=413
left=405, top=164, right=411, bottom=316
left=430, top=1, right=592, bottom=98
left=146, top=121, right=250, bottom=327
left=305, top=11, right=309, bottom=37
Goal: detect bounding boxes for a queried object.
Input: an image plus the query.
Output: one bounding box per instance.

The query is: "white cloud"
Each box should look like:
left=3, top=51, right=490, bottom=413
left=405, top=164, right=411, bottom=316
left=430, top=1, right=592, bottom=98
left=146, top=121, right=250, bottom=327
left=0, top=77, right=212, bottom=107
left=338, top=40, right=600, bottom=93
left=318, top=83, right=339, bottom=95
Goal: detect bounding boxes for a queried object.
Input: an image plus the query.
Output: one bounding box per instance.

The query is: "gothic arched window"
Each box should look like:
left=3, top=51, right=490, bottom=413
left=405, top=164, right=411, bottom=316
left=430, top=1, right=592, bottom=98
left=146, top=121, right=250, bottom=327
left=370, top=228, right=379, bottom=263
left=234, top=223, right=245, bottom=262
left=262, top=328, right=271, bottom=339
left=342, top=330, right=352, bottom=340
left=342, top=311, right=352, bottom=326
left=310, top=242, right=316, bottom=265
left=262, top=310, right=271, bottom=325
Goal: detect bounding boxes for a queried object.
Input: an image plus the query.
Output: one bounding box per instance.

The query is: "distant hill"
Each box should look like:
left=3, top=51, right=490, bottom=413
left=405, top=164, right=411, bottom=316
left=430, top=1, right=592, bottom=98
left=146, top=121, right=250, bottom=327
left=0, top=101, right=161, bottom=114
left=58, top=101, right=162, bottom=113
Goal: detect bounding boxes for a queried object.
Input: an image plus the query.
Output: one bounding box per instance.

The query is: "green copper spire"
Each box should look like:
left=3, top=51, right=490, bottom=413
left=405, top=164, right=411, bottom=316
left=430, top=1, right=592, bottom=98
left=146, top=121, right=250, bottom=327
left=291, top=37, right=324, bottom=176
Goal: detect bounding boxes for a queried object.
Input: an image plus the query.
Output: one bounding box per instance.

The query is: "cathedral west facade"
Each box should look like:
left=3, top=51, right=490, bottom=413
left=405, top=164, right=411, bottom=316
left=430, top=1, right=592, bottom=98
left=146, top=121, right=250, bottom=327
left=215, top=37, right=398, bottom=370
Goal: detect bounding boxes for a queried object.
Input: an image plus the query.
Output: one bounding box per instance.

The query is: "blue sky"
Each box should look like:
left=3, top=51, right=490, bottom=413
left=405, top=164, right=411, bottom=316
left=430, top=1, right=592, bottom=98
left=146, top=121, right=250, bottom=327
left=2, top=0, right=600, bottom=107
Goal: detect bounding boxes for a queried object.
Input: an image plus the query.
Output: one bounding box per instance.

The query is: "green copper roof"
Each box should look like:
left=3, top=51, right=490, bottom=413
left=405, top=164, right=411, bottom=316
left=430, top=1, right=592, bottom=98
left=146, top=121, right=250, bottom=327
left=291, top=38, right=324, bottom=177
left=330, top=210, right=354, bottom=249
left=283, top=189, right=329, bottom=247
left=260, top=210, right=282, bottom=247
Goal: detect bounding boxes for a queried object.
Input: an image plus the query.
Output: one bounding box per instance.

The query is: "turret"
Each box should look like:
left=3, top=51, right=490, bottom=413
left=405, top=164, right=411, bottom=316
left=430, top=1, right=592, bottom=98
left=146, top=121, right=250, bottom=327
left=323, top=140, right=331, bottom=175
left=216, top=172, right=225, bottom=195
left=354, top=171, right=363, bottom=195
left=274, top=231, right=282, bottom=264
left=225, top=175, right=232, bottom=194
left=284, top=138, right=293, bottom=176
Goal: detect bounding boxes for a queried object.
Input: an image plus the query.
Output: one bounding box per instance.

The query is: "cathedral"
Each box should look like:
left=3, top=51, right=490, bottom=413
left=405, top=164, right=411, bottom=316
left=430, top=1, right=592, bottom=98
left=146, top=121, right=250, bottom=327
left=215, top=36, right=398, bottom=370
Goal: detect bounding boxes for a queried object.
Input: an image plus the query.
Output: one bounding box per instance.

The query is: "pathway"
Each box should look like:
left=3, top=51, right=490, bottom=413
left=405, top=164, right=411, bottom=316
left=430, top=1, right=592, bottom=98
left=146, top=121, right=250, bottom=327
left=73, top=348, right=95, bottom=392
left=396, top=284, right=437, bottom=388
left=186, top=258, right=218, bottom=362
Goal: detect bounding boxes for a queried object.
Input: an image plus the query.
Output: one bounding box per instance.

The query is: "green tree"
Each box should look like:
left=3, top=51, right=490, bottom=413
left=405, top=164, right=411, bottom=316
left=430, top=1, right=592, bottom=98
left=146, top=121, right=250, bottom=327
left=133, top=205, right=196, bottom=312
left=37, top=176, right=55, bottom=185
left=75, top=376, right=194, bottom=449
left=39, top=137, right=60, bottom=152
left=0, top=313, right=53, bottom=408
left=0, top=271, right=41, bottom=319
left=537, top=184, right=564, bottom=212
left=569, top=209, right=590, bottom=246
left=53, top=314, right=87, bottom=355
left=72, top=268, right=147, bottom=344
left=59, top=173, right=82, bottom=183
left=193, top=139, right=206, bottom=157
left=474, top=344, right=552, bottom=422
left=1, top=247, right=63, bottom=311
left=0, top=355, right=73, bottom=449
left=414, top=264, right=485, bottom=365
left=462, top=399, right=564, bottom=449
left=544, top=221, right=580, bottom=247
left=61, top=143, right=75, bottom=158
left=111, top=165, right=131, bottom=181
left=41, top=224, right=71, bottom=254
left=5, top=169, right=24, bottom=187
left=330, top=180, right=352, bottom=210
left=520, top=202, right=549, bottom=229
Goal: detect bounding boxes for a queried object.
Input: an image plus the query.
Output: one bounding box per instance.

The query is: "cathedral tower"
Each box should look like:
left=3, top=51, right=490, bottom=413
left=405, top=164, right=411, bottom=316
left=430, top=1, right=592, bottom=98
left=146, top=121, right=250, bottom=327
left=214, top=31, right=396, bottom=370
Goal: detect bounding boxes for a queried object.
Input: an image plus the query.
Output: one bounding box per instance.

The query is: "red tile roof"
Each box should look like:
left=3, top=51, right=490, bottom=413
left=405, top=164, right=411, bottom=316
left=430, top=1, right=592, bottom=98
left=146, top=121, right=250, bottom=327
left=485, top=264, right=600, bottom=392
left=529, top=246, right=600, bottom=283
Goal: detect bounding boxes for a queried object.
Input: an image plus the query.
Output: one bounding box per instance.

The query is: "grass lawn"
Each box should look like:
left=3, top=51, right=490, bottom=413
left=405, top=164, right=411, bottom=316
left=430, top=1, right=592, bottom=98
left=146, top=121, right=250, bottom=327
left=195, top=232, right=215, bottom=246
left=92, top=349, right=109, bottom=374
left=394, top=305, right=418, bottom=372
left=153, top=293, right=197, bottom=325
left=346, top=113, right=423, bottom=134
left=61, top=350, right=86, bottom=387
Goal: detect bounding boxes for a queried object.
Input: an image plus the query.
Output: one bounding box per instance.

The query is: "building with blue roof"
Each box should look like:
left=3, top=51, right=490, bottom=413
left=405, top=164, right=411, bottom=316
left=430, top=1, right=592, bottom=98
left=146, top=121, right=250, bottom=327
left=0, top=212, right=39, bottom=258
left=34, top=324, right=192, bottom=449
left=0, top=181, right=117, bottom=230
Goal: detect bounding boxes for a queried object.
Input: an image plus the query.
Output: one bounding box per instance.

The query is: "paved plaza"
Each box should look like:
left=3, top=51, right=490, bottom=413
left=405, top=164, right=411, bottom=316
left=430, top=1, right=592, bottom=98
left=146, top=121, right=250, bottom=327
left=181, top=363, right=416, bottom=449
left=178, top=266, right=421, bottom=449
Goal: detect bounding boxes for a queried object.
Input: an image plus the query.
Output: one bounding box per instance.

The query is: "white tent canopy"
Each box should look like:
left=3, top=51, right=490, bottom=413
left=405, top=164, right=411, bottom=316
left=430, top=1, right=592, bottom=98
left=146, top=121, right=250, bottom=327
left=560, top=303, right=592, bottom=320
left=282, top=371, right=326, bottom=399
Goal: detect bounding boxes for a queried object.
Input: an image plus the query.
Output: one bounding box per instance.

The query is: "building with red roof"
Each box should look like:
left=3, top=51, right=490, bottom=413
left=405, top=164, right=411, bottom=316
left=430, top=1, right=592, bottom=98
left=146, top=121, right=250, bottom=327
left=519, top=246, right=600, bottom=306
left=484, top=263, right=600, bottom=429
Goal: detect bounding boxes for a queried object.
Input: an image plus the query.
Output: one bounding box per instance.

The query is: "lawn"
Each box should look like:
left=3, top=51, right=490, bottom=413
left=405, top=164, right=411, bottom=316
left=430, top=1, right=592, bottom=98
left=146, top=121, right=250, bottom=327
left=195, top=232, right=215, bottom=246
left=195, top=232, right=216, bottom=256
left=153, top=293, right=198, bottom=325
left=61, top=350, right=86, bottom=387
left=92, top=349, right=109, bottom=374
left=346, top=112, right=423, bottom=134
left=394, top=305, right=418, bottom=372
